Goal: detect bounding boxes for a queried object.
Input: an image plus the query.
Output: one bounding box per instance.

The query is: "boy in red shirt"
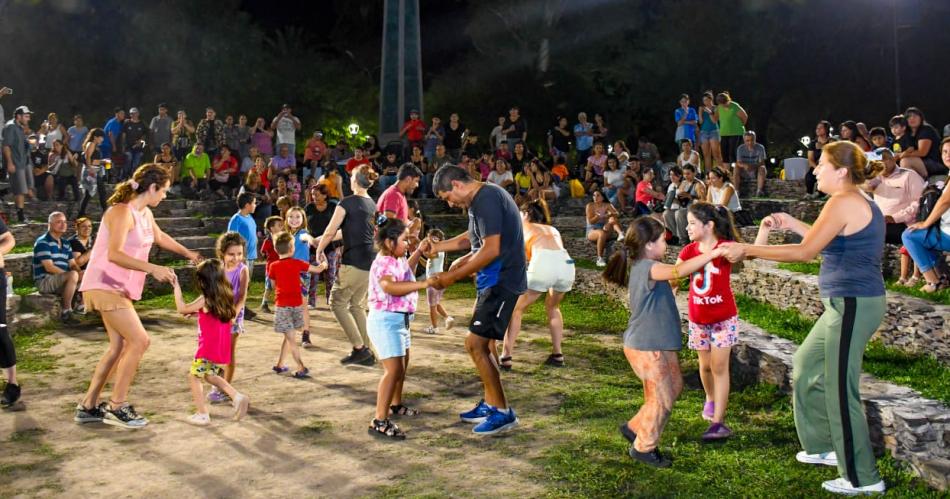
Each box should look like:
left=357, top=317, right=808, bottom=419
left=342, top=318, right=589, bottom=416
left=259, top=216, right=285, bottom=313
left=399, top=109, right=426, bottom=149
left=268, top=232, right=326, bottom=378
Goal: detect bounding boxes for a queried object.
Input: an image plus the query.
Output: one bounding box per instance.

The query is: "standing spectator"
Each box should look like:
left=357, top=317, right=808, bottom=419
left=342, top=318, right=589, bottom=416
left=223, top=115, right=241, bottom=158
left=443, top=113, right=468, bottom=161
left=271, top=104, right=301, bottom=158
left=377, top=164, right=421, bottom=221
left=49, top=139, right=80, bottom=202
left=148, top=103, right=172, bottom=154
left=399, top=109, right=426, bottom=152
left=715, top=92, right=747, bottom=165
left=806, top=120, right=834, bottom=199
left=733, top=131, right=767, bottom=197
left=573, top=112, right=594, bottom=171
left=77, top=129, right=108, bottom=218
left=227, top=192, right=258, bottom=263
left=503, top=106, right=528, bottom=150
left=698, top=91, right=722, bottom=169
left=67, top=114, right=88, bottom=154
left=44, top=113, right=68, bottom=150
left=235, top=115, right=251, bottom=161
left=423, top=115, right=444, bottom=162
left=0, top=207, right=17, bottom=407
left=547, top=116, right=572, bottom=159
left=592, top=113, right=609, bottom=146
left=345, top=146, right=371, bottom=174
left=0, top=86, right=9, bottom=130
left=489, top=115, right=506, bottom=151
left=171, top=110, right=195, bottom=162
left=195, top=107, right=225, bottom=160
left=123, top=108, right=147, bottom=180
left=303, top=131, right=328, bottom=175
left=250, top=117, right=274, bottom=158
left=102, top=107, right=125, bottom=161
left=635, top=136, right=663, bottom=181
left=865, top=148, right=926, bottom=244
left=33, top=212, right=81, bottom=324
left=900, top=107, right=947, bottom=179
left=210, top=145, right=240, bottom=199
left=2, top=106, right=34, bottom=222
left=674, top=94, right=698, bottom=146
left=182, top=143, right=211, bottom=198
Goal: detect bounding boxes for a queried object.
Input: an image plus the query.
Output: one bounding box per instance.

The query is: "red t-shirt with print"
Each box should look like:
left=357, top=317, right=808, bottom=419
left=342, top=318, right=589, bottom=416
left=678, top=240, right=737, bottom=325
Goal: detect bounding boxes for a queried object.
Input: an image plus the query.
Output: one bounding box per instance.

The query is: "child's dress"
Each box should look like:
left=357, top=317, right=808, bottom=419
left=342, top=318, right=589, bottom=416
left=191, top=310, right=232, bottom=377
left=366, top=255, right=418, bottom=360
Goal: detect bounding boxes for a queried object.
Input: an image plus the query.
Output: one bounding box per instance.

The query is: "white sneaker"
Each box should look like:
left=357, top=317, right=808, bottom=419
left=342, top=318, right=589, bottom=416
left=444, top=316, right=455, bottom=330
left=596, top=257, right=606, bottom=267
left=187, top=413, right=210, bottom=426
left=796, top=450, right=837, bottom=466
left=232, top=393, right=249, bottom=421
left=423, top=326, right=438, bottom=335
left=821, top=478, right=885, bottom=496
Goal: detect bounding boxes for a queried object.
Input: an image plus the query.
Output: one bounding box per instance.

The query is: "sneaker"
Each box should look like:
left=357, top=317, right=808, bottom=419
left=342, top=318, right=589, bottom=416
left=821, top=478, right=885, bottom=495
left=473, top=407, right=518, bottom=435
left=1, top=383, right=20, bottom=407
left=261, top=303, right=272, bottom=314
left=368, top=418, right=406, bottom=440
left=187, top=413, right=211, bottom=426
left=292, top=368, right=311, bottom=379
left=340, top=347, right=367, bottom=365
left=356, top=351, right=376, bottom=366
left=444, top=316, right=455, bottom=330
left=301, top=331, right=313, bottom=348
left=207, top=389, right=229, bottom=405
left=628, top=447, right=672, bottom=468
left=243, top=308, right=257, bottom=321
left=796, top=450, right=838, bottom=466
left=459, top=399, right=493, bottom=423
left=74, top=402, right=106, bottom=423
left=423, top=326, right=437, bottom=335
left=702, top=401, right=715, bottom=421
left=103, top=404, right=148, bottom=429
left=618, top=422, right=637, bottom=444
left=596, top=257, right=606, bottom=268
left=272, top=365, right=289, bottom=374
left=232, top=393, right=249, bottom=421
left=701, top=422, right=733, bottom=441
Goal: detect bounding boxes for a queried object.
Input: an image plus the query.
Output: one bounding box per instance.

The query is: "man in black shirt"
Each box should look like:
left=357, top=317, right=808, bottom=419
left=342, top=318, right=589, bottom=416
left=123, top=107, right=148, bottom=180
left=503, top=107, right=527, bottom=150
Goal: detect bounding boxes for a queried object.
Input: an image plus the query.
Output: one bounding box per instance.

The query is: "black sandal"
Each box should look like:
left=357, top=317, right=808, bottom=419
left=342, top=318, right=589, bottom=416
left=544, top=353, right=565, bottom=367
left=499, top=356, right=513, bottom=372
left=390, top=404, right=420, bottom=417
left=368, top=418, right=406, bottom=440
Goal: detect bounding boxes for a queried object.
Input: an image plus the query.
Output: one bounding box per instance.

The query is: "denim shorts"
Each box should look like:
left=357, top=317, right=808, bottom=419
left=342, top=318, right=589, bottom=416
left=699, top=129, right=720, bottom=143
left=367, top=309, right=413, bottom=359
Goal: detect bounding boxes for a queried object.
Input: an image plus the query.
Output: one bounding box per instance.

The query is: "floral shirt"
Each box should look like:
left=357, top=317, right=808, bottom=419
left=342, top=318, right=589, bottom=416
left=368, top=255, right=417, bottom=313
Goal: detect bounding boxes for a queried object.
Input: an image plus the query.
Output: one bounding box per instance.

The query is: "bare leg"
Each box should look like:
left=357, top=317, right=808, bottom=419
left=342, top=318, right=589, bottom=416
left=466, top=333, right=507, bottom=409
left=701, top=141, right=712, bottom=170
left=224, top=334, right=238, bottom=383
left=588, top=230, right=605, bottom=258
left=81, top=318, right=126, bottom=408
left=899, top=157, right=929, bottom=179
left=392, top=349, right=410, bottom=407
left=62, top=271, right=79, bottom=310
left=757, top=166, right=767, bottom=193
left=283, top=330, right=306, bottom=371
left=188, top=374, right=208, bottom=415
left=277, top=336, right=289, bottom=368
left=375, top=356, right=405, bottom=420
left=206, top=374, right=239, bottom=399
left=732, top=167, right=742, bottom=194
left=711, top=139, right=723, bottom=167
left=697, top=349, right=715, bottom=404
left=710, top=346, right=732, bottom=423
left=545, top=291, right=566, bottom=355
left=90, top=308, right=150, bottom=407
left=502, top=291, right=543, bottom=359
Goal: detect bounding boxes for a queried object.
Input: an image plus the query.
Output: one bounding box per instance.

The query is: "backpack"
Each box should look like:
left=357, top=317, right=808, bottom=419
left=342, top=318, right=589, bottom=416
left=568, top=179, right=586, bottom=198
left=917, top=184, right=943, bottom=222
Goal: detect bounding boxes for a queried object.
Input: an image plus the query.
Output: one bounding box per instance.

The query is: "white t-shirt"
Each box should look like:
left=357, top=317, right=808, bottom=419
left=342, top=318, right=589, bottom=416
left=487, top=170, right=513, bottom=186
left=677, top=150, right=701, bottom=169
left=604, top=169, right=625, bottom=188
left=426, top=251, right=445, bottom=277
left=275, top=116, right=296, bottom=145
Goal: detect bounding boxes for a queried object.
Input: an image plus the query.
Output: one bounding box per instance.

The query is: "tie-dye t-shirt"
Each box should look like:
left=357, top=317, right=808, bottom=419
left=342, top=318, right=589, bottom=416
left=368, top=255, right=417, bottom=313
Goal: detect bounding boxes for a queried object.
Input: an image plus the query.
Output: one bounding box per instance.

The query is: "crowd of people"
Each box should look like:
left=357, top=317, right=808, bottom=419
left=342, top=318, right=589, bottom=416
left=2, top=86, right=950, bottom=496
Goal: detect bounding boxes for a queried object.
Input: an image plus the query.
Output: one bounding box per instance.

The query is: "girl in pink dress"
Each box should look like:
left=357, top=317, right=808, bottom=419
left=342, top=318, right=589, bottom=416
left=173, top=258, right=249, bottom=426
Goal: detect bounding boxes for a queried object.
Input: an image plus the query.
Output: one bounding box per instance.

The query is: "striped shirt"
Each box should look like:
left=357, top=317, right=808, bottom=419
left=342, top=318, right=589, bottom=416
left=33, top=232, right=72, bottom=281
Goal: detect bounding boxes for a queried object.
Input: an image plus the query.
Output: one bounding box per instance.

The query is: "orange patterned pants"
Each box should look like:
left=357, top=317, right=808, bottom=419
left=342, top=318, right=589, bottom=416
left=623, top=348, right=683, bottom=452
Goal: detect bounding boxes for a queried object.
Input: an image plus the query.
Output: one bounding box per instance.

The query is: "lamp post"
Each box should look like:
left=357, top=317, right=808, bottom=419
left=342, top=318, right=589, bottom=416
left=892, top=0, right=901, bottom=112
left=348, top=123, right=360, bottom=140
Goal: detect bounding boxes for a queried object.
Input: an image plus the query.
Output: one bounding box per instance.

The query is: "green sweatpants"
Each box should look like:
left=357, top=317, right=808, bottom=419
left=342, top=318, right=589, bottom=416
left=792, top=295, right=885, bottom=487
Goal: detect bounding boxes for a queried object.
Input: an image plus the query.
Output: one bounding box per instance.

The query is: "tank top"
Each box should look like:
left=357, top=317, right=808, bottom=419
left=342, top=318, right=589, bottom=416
left=195, top=309, right=232, bottom=365
left=227, top=262, right=246, bottom=327
left=818, top=198, right=885, bottom=298
left=46, top=127, right=64, bottom=148
left=700, top=108, right=718, bottom=132
left=709, top=183, right=741, bottom=212
left=79, top=204, right=155, bottom=300
left=679, top=240, right=738, bottom=324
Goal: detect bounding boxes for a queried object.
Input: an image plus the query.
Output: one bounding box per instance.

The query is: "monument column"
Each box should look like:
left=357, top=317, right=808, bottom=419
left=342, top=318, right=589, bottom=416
left=379, top=0, right=423, bottom=145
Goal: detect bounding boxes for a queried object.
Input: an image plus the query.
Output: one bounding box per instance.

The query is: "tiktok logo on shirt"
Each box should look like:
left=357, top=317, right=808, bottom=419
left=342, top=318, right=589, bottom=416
left=692, top=262, right=724, bottom=305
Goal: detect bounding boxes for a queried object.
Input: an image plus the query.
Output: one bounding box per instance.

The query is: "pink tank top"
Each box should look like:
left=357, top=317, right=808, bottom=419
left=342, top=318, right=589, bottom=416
left=195, top=309, right=232, bottom=365
left=79, top=204, right=155, bottom=300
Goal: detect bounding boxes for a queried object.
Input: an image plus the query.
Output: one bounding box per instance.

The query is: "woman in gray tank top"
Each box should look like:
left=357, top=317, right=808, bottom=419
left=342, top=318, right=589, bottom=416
left=722, top=142, right=886, bottom=495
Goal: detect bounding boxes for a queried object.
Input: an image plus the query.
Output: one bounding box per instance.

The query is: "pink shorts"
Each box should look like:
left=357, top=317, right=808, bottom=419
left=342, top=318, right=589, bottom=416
left=687, top=316, right=739, bottom=350
left=426, top=286, right=444, bottom=307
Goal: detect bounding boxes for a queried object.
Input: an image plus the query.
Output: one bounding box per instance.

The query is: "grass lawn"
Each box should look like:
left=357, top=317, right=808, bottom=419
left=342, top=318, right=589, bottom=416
left=777, top=261, right=950, bottom=306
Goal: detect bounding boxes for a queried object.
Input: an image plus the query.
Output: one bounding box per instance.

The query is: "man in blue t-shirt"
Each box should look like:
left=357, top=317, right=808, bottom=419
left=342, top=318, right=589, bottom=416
left=102, top=107, right=125, bottom=160
left=427, top=164, right=526, bottom=436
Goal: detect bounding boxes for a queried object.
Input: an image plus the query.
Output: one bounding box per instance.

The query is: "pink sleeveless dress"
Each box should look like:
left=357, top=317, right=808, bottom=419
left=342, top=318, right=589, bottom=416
left=79, top=204, right=155, bottom=300
left=195, top=310, right=232, bottom=365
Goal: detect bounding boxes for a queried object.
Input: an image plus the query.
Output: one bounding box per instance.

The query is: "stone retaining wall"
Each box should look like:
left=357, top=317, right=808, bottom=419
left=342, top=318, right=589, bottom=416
left=573, top=267, right=950, bottom=490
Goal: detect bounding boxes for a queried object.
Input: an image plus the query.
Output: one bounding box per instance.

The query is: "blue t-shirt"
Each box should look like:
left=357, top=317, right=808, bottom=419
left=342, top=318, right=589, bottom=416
left=468, top=183, right=526, bottom=294
left=292, top=230, right=310, bottom=263
left=33, top=232, right=72, bottom=281
left=675, top=107, right=698, bottom=142
left=227, top=212, right=258, bottom=261
left=102, top=117, right=123, bottom=158
left=574, top=122, right=593, bottom=151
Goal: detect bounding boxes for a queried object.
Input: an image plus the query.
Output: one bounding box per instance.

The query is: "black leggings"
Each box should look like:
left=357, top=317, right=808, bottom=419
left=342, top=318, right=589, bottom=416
left=721, top=135, right=742, bottom=164
left=56, top=175, right=81, bottom=202
left=78, top=178, right=108, bottom=217
left=0, top=272, right=15, bottom=369
left=805, top=167, right=817, bottom=194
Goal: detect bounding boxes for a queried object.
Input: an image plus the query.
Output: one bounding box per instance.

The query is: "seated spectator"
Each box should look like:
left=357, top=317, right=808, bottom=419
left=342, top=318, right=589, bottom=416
left=318, top=169, right=343, bottom=201
left=487, top=158, right=515, bottom=195
left=303, top=131, right=327, bottom=171
left=32, top=212, right=80, bottom=324
left=865, top=148, right=925, bottom=244
left=269, top=143, right=296, bottom=179
left=889, top=114, right=914, bottom=158
left=550, top=155, right=570, bottom=184
left=706, top=167, right=744, bottom=220
left=328, top=139, right=351, bottom=163
left=663, top=166, right=685, bottom=240
left=286, top=172, right=302, bottom=205
left=241, top=146, right=262, bottom=175
left=526, top=159, right=555, bottom=203
left=612, top=140, right=631, bottom=169
left=378, top=151, right=401, bottom=191
left=634, top=169, right=665, bottom=216
left=586, top=190, right=623, bottom=267
left=209, top=145, right=240, bottom=199
left=733, top=130, right=767, bottom=197
left=476, top=152, right=493, bottom=181
left=665, top=164, right=705, bottom=242
left=494, top=141, right=512, bottom=161
left=69, top=217, right=94, bottom=272
left=181, top=143, right=211, bottom=199
left=899, top=107, right=947, bottom=179
left=238, top=170, right=271, bottom=229
left=345, top=146, right=370, bottom=174
left=676, top=139, right=701, bottom=173
left=840, top=120, right=872, bottom=152
left=869, top=127, right=888, bottom=150
left=584, top=142, right=608, bottom=190
left=153, top=142, right=179, bottom=183
left=901, top=137, right=950, bottom=293
left=602, top=155, right=625, bottom=205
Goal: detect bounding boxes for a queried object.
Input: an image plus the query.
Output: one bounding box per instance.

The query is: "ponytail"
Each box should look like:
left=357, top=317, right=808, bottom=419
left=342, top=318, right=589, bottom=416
left=687, top=202, right=742, bottom=242
left=603, top=217, right=666, bottom=287
left=108, top=163, right=171, bottom=205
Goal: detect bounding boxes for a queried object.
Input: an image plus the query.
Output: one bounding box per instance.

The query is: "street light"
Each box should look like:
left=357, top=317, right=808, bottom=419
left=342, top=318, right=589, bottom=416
left=801, top=136, right=811, bottom=147
left=348, top=123, right=360, bottom=136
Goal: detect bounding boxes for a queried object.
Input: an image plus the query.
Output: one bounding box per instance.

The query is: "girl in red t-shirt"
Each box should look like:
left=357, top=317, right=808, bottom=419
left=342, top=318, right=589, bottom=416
left=677, top=202, right=741, bottom=442
left=634, top=169, right=665, bottom=216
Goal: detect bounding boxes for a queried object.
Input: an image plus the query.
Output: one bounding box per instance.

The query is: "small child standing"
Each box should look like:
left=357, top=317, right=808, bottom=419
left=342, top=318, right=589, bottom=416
left=172, top=259, right=250, bottom=426
left=268, top=232, right=326, bottom=378
left=287, top=172, right=302, bottom=205
left=421, top=229, right=454, bottom=335
left=208, top=232, right=250, bottom=405
left=284, top=206, right=315, bottom=347
left=259, top=216, right=285, bottom=313
left=366, top=219, right=434, bottom=440
left=678, top=203, right=741, bottom=441
left=603, top=217, right=724, bottom=467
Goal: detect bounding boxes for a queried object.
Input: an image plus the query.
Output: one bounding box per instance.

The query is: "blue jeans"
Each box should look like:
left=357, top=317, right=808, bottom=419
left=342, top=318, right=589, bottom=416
left=418, top=173, right=433, bottom=198
left=124, top=149, right=144, bottom=179
left=378, top=174, right=397, bottom=192
left=902, top=227, right=950, bottom=273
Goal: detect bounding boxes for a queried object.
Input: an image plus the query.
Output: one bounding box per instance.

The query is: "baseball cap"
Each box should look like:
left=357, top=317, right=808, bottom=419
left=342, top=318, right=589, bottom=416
left=157, top=102, right=167, bottom=109
left=281, top=103, right=291, bottom=109
left=409, top=109, right=419, bottom=114
left=129, top=107, right=140, bottom=114
left=14, top=106, right=32, bottom=115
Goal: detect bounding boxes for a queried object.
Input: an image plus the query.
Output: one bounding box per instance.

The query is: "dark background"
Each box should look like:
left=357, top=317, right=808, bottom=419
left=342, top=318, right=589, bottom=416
left=1, top=0, right=947, bottom=157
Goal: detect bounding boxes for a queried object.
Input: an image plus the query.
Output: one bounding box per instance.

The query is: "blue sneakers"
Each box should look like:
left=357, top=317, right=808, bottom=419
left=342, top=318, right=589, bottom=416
left=459, top=399, right=493, bottom=423
left=473, top=407, right=518, bottom=435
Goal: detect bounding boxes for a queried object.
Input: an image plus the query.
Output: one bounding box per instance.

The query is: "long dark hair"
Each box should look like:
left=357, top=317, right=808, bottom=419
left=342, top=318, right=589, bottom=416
left=195, top=258, right=237, bottom=323
left=375, top=218, right=407, bottom=256
left=687, top=202, right=742, bottom=242
left=603, top=217, right=666, bottom=287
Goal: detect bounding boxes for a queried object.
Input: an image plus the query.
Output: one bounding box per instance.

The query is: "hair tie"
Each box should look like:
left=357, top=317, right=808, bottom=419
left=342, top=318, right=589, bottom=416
left=129, top=179, right=140, bottom=190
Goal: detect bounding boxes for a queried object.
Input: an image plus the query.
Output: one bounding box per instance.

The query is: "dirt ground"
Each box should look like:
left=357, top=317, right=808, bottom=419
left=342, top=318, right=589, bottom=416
left=0, top=295, right=566, bottom=498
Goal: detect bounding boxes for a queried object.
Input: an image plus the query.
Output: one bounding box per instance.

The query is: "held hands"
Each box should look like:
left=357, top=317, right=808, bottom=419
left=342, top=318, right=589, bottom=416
left=150, top=264, right=176, bottom=284
left=431, top=272, right=455, bottom=290
left=187, top=250, right=203, bottom=265
left=719, top=242, right=746, bottom=263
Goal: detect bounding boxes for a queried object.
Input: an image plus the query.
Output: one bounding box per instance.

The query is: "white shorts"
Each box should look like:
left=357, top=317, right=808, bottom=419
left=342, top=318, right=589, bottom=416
left=526, top=249, right=575, bottom=293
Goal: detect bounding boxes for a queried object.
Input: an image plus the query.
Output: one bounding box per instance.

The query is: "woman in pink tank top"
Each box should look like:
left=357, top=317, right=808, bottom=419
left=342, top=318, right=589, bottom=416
left=75, top=164, right=202, bottom=429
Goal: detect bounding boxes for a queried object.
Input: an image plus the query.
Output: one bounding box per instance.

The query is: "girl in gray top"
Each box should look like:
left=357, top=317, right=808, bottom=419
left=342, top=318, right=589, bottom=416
left=603, top=217, right=724, bottom=469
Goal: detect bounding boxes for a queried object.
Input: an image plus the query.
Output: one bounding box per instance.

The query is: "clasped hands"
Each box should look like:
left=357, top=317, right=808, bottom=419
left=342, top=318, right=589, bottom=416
left=717, top=212, right=791, bottom=263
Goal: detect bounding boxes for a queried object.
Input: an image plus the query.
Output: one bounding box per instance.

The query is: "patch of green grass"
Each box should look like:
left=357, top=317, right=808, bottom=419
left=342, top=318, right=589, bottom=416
left=736, top=294, right=950, bottom=405
left=14, top=284, right=38, bottom=297
left=572, top=257, right=602, bottom=271
left=9, top=245, right=34, bottom=254
left=12, top=324, right=58, bottom=373
left=522, top=290, right=629, bottom=335
left=776, top=261, right=821, bottom=275
left=886, top=278, right=950, bottom=306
